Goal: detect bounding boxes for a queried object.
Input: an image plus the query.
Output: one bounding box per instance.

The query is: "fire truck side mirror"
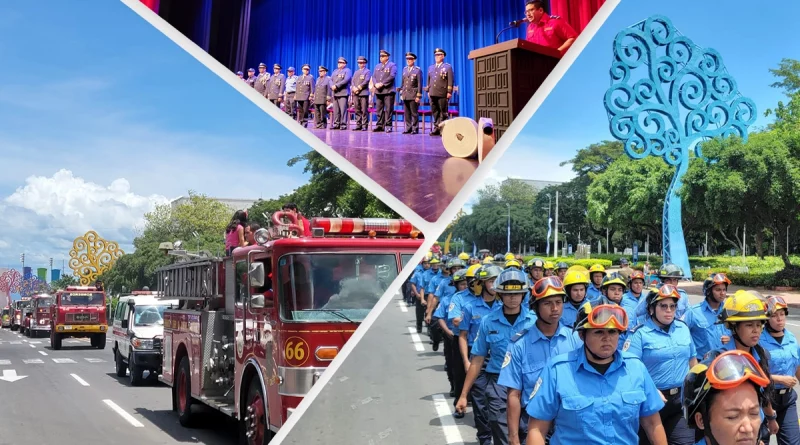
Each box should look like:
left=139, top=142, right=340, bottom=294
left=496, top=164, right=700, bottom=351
left=249, top=263, right=266, bottom=288
left=250, top=294, right=265, bottom=309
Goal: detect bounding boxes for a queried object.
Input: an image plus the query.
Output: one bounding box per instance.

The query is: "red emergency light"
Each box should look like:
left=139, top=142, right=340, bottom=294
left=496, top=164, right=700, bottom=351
left=310, top=218, right=415, bottom=236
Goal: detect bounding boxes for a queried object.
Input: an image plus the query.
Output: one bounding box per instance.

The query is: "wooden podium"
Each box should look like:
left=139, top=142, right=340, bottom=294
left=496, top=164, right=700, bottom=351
left=468, top=39, right=562, bottom=140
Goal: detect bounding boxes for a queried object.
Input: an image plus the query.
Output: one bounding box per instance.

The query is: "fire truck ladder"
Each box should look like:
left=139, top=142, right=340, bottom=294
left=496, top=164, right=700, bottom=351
left=156, top=258, right=222, bottom=305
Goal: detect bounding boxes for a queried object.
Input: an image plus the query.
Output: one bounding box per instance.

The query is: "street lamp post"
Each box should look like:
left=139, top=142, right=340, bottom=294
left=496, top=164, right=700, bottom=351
left=544, top=194, right=552, bottom=256
left=554, top=191, right=560, bottom=259
left=506, top=203, right=511, bottom=254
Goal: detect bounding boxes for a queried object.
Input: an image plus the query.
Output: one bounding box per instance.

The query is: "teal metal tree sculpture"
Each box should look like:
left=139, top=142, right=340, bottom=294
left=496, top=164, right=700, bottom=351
left=604, top=15, right=756, bottom=277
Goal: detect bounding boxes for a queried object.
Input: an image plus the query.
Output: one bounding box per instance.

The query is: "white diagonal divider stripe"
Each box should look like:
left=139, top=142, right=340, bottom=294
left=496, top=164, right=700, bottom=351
left=23, top=359, right=43, bottom=364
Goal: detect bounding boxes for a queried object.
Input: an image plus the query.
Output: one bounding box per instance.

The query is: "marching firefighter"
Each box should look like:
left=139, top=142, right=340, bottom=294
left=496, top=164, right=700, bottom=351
left=561, top=270, right=591, bottom=328
left=586, top=264, right=606, bottom=300
left=623, top=284, right=697, bottom=444
left=411, top=256, right=432, bottom=333
left=456, top=268, right=537, bottom=445
left=424, top=257, right=445, bottom=349
left=683, top=272, right=732, bottom=359
left=682, top=349, right=770, bottom=445
left=554, top=262, right=568, bottom=280
left=526, top=259, right=545, bottom=284
left=634, top=263, right=690, bottom=320
left=498, top=276, right=580, bottom=445
left=434, top=269, right=469, bottom=399
left=448, top=263, right=483, bottom=415
left=455, top=265, right=503, bottom=443
left=761, top=295, right=800, bottom=445
left=525, top=302, right=668, bottom=445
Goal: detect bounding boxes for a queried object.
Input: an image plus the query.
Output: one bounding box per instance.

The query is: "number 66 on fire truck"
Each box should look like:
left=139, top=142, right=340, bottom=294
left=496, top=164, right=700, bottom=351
left=157, top=211, right=422, bottom=444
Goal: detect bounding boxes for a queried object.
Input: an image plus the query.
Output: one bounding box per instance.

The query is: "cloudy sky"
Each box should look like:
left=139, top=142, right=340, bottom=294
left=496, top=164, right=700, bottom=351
left=0, top=1, right=315, bottom=273
left=486, top=0, right=796, bottom=187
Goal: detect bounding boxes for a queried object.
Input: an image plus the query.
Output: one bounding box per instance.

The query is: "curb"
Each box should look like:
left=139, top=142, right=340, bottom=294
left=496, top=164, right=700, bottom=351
left=789, top=303, right=800, bottom=310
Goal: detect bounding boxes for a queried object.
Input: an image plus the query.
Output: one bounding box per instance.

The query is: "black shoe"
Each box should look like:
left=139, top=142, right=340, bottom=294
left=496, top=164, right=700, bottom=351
left=402, top=129, right=412, bottom=134
left=430, top=130, right=441, bottom=136
left=449, top=390, right=456, bottom=397
left=432, top=342, right=439, bottom=351
left=361, top=127, right=369, bottom=131
left=385, top=128, right=393, bottom=133
left=412, top=129, right=419, bottom=134
left=453, top=411, right=465, bottom=419
left=354, top=126, right=362, bottom=131
left=373, top=127, right=384, bottom=132
left=416, top=327, right=422, bottom=333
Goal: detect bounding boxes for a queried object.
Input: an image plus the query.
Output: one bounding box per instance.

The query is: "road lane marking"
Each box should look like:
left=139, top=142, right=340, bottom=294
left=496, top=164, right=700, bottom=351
left=786, top=322, right=800, bottom=328
left=28, top=341, right=41, bottom=344
left=71, top=374, right=90, bottom=386
left=85, top=358, right=105, bottom=363
left=397, top=302, right=408, bottom=313
left=0, top=360, right=10, bottom=365
left=432, top=394, right=464, bottom=445
left=38, top=351, right=47, bottom=356
left=10, top=341, right=21, bottom=345
left=52, top=358, right=76, bottom=364
left=408, top=327, right=425, bottom=352
left=29, top=344, right=35, bottom=348
left=23, top=359, right=43, bottom=364
left=103, top=400, right=144, bottom=427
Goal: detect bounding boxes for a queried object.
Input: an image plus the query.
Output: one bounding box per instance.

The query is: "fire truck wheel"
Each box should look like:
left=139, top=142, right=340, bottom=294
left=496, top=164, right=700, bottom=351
left=176, top=356, right=196, bottom=427
left=115, top=349, right=128, bottom=377
left=129, top=353, right=144, bottom=386
left=240, top=376, right=271, bottom=445
left=91, top=334, right=106, bottom=349
left=51, top=332, right=62, bottom=350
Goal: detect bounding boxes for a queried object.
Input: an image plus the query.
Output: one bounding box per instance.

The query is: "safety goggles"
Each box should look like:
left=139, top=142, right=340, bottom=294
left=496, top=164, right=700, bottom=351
left=629, top=271, right=645, bottom=281
left=657, top=284, right=681, bottom=300
left=767, top=295, right=788, bottom=314
left=532, top=276, right=565, bottom=298
left=585, top=304, right=628, bottom=330
left=706, top=350, right=770, bottom=390
left=709, top=273, right=732, bottom=286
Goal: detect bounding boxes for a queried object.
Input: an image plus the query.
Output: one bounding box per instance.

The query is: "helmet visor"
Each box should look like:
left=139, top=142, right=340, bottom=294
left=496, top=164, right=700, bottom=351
left=533, top=277, right=564, bottom=298
left=767, top=295, right=788, bottom=314
left=657, top=284, right=681, bottom=300
left=707, top=350, right=770, bottom=390
left=710, top=273, right=731, bottom=286
left=586, top=304, right=628, bottom=330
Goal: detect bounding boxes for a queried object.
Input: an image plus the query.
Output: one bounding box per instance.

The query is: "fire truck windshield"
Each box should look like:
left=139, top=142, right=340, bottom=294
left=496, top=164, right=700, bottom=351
left=60, top=292, right=104, bottom=306
left=133, top=305, right=166, bottom=326
left=278, top=253, right=399, bottom=322
left=37, top=298, right=54, bottom=307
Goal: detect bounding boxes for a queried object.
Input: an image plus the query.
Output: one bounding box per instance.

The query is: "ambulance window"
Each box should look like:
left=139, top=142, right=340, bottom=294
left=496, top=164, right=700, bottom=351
left=115, top=302, right=126, bottom=321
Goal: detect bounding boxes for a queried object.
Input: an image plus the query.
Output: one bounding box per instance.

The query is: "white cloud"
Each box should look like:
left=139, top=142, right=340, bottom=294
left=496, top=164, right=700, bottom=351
left=0, top=170, right=169, bottom=269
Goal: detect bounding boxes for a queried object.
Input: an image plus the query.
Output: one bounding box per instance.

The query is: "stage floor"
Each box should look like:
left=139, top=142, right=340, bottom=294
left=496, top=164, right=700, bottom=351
left=309, top=125, right=479, bottom=222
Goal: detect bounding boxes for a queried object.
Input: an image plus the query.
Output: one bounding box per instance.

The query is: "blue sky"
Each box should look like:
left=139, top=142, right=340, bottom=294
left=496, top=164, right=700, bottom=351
left=490, top=0, right=797, bottom=185
left=0, top=1, right=314, bottom=290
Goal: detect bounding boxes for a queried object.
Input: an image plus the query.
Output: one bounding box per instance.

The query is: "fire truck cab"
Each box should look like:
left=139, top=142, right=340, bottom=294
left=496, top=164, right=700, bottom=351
left=159, top=213, right=421, bottom=444
left=25, top=293, right=55, bottom=338
left=11, top=298, right=30, bottom=331
left=50, top=285, right=108, bottom=350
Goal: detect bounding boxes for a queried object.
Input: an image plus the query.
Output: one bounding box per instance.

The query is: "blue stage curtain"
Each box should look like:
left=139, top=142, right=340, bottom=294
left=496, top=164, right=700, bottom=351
left=195, top=0, right=212, bottom=51
left=243, top=0, right=550, bottom=119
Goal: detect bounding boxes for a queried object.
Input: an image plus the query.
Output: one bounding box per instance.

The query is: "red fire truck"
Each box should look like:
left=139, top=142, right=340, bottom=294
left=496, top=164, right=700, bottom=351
left=50, top=285, right=108, bottom=349
left=11, top=298, right=31, bottom=331
left=159, top=212, right=421, bottom=444
left=25, top=293, right=55, bottom=338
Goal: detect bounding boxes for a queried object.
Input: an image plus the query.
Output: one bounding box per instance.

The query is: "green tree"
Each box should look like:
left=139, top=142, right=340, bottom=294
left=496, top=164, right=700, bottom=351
left=287, top=151, right=398, bottom=218
left=769, top=58, right=800, bottom=94
left=50, top=275, right=77, bottom=290
left=682, top=131, right=800, bottom=268
left=451, top=180, right=545, bottom=253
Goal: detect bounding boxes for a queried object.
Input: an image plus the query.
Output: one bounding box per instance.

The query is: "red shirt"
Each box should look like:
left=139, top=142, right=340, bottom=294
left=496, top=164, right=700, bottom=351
left=526, top=14, right=578, bottom=50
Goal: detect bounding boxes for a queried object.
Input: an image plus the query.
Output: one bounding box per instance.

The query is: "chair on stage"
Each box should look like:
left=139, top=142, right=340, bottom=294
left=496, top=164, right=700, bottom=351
left=419, top=91, right=432, bottom=133
left=393, top=91, right=405, bottom=131
left=447, top=86, right=460, bottom=119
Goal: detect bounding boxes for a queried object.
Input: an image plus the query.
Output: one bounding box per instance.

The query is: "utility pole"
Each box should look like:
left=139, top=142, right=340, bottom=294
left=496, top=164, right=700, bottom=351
left=606, top=228, right=610, bottom=255
left=705, top=232, right=708, bottom=257
left=554, top=191, right=560, bottom=259
left=506, top=203, right=511, bottom=254
left=743, top=224, right=746, bottom=259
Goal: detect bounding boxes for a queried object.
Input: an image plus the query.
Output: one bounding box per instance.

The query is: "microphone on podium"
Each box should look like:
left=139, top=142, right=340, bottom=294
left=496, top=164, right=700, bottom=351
left=496, top=18, right=528, bottom=43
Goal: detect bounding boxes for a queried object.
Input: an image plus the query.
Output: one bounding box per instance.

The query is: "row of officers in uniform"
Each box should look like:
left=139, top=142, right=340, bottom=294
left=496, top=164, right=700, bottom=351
left=407, top=254, right=800, bottom=445
left=236, top=49, right=454, bottom=135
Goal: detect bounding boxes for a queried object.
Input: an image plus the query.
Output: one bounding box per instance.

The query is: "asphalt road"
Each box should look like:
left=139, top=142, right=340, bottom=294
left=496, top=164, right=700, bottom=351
left=276, top=288, right=800, bottom=445
left=0, top=328, right=237, bottom=445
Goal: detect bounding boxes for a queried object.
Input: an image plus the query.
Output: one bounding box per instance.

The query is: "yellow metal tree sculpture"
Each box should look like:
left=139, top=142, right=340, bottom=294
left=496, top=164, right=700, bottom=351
left=68, top=231, right=125, bottom=285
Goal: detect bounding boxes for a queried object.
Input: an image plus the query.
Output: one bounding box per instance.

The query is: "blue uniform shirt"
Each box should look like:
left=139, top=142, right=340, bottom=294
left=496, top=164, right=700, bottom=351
left=448, top=289, right=477, bottom=336
left=586, top=284, right=603, bottom=300
left=471, top=307, right=537, bottom=373
left=561, top=301, right=584, bottom=328
left=682, top=302, right=716, bottom=360
left=622, top=291, right=645, bottom=311
left=434, top=276, right=454, bottom=299
left=498, top=322, right=582, bottom=408
left=761, top=329, right=800, bottom=389
left=434, top=288, right=457, bottom=331
left=623, top=318, right=696, bottom=389
left=424, top=269, right=443, bottom=294
left=525, top=349, right=665, bottom=445
left=460, top=297, right=501, bottom=348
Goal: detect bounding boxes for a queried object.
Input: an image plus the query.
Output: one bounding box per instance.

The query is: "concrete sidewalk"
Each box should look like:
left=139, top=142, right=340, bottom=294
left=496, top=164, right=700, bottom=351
left=677, top=281, right=800, bottom=309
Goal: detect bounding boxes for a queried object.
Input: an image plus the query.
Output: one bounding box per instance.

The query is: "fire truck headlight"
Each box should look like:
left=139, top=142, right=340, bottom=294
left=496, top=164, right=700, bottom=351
left=254, top=228, right=270, bottom=245
left=132, top=337, right=154, bottom=350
